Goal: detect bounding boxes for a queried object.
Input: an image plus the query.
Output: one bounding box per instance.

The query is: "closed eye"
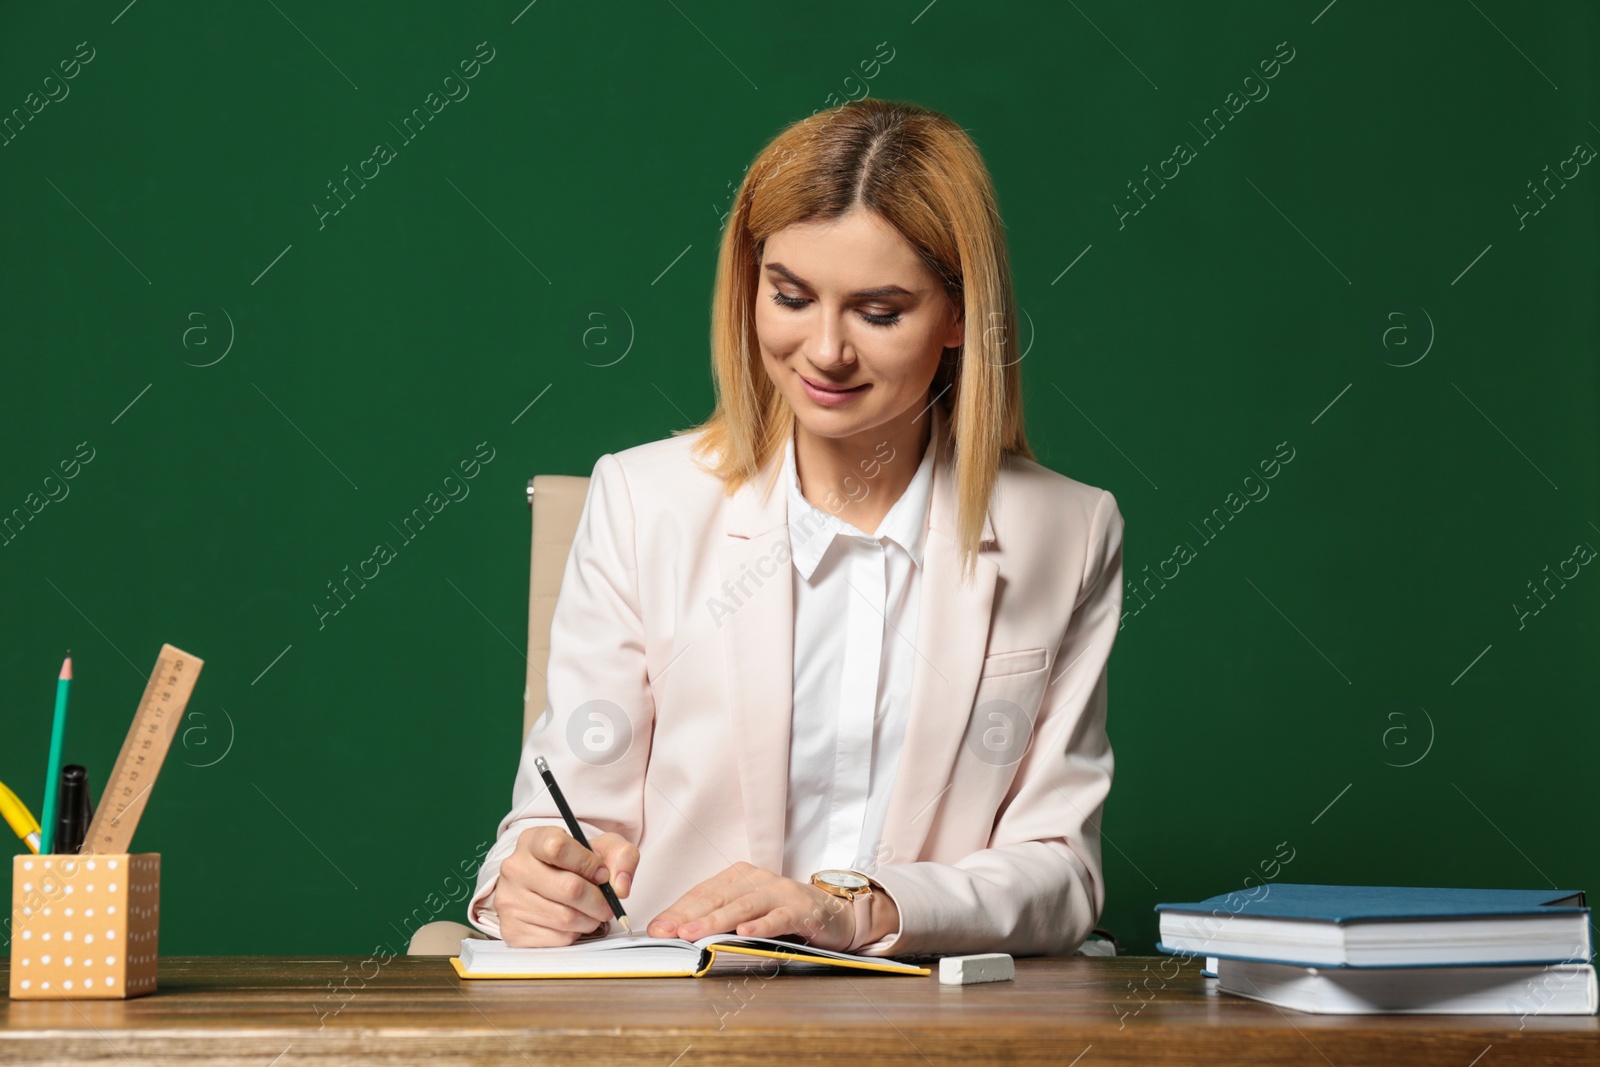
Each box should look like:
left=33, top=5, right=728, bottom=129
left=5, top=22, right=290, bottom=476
left=770, top=290, right=901, bottom=328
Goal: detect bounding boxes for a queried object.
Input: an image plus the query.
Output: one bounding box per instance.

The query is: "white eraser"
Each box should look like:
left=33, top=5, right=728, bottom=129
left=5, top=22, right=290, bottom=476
left=938, top=953, right=1015, bottom=985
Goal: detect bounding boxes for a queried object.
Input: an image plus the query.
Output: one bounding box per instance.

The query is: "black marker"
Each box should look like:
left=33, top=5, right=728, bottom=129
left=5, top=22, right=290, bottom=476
left=533, top=755, right=631, bottom=932
left=55, top=764, right=92, bottom=855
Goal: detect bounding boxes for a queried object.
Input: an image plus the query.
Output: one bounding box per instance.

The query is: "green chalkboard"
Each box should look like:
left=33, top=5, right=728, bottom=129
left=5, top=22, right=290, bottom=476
left=2, top=1, right=1595, bottom=981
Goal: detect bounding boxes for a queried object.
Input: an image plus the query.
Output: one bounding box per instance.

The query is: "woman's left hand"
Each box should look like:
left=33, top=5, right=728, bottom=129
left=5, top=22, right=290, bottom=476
left=646, top=861, right=859, bottom=951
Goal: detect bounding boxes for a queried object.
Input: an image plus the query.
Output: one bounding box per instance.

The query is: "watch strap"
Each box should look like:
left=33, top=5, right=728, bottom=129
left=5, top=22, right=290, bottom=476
left=845, top=889, right=876, bottom=952
left=839, top=869, right=883, bottom=952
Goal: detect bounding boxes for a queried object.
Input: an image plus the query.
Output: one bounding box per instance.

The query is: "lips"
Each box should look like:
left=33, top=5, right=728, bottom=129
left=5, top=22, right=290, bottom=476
left=797, top=372, right=871, bottom=408
left=798, top=373, right=867, bottom=394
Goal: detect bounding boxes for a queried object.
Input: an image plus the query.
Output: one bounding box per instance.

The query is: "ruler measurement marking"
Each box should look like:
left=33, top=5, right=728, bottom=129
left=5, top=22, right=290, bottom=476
left=81, top=644, right=204, bottom=854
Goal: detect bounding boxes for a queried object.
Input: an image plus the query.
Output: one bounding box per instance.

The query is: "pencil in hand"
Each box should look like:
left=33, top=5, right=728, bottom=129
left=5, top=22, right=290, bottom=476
left=532, top=755, right=631, bottom=932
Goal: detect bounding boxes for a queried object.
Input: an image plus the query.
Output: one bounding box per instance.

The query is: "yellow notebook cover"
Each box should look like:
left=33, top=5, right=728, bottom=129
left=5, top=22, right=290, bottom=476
left=450, top=931, right=931, bottom=979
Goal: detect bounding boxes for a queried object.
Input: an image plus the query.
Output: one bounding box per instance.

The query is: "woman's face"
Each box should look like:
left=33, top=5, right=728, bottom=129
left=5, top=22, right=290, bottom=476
left=755, top=207, right=963, bottom=444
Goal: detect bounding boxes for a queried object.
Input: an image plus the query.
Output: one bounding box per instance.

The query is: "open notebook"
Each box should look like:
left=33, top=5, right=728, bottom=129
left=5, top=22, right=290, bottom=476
left=450, top=930, right=932, bottom=979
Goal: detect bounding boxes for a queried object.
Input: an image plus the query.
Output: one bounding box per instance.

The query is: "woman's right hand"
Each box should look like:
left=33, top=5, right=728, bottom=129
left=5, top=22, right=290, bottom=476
left=493, top=825, right=639, bottom=947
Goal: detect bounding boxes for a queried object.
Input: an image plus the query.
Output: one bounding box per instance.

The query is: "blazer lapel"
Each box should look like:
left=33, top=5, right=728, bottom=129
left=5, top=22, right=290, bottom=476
left=719, top=452, right=793, bottom=873
left=878, top=406, right=999, bottom=865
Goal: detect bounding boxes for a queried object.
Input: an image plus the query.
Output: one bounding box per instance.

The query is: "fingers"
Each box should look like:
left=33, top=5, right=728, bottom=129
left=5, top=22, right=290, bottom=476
left=500, top=920, right=576, bottom=949
left=679, top=892, right=774, bottom=939
left=504, top=827, right=621, bottom=927
left=505, top=884, right=608, bottom=935
left=492, top=877, right=605, bottom=948
left=732, top=905, right=810, bottom=940
left=540, top=864, right=620, bottom=925
left=525, top=826, right=608, bottom=883
left=661, top=876, right=855, bottom=950
left=590, top=832, right=640, bottom=898
left=500, top=907, right=604, bottom=948
left=647, top=862, right=770, bottom=938
left=648, top=876, right=735, bottom=937
left=684, top=882, right=842, bottom=941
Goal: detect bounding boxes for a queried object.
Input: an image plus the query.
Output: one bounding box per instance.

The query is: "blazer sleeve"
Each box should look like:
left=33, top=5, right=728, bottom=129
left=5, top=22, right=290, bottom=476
left=466, top=452, right=655, bottom=939
left=855, top=488, right=1124, bottom=958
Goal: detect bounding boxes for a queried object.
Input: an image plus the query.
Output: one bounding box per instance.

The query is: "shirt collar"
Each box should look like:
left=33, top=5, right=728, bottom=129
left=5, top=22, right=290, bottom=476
left=783, top=418, right=937, bottom=581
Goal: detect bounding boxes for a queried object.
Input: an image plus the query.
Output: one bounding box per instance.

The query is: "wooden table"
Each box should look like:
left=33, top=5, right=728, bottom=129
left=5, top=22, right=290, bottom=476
left=1, top=955, right=1596, bottom=1065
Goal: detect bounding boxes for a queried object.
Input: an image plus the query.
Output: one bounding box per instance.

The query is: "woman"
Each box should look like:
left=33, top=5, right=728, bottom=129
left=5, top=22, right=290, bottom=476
left=467, top=98, right=1125, bottom=958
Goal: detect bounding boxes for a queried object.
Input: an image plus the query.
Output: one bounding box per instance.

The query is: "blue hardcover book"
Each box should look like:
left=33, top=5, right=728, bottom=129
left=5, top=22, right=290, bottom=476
left=1156, top=884, right=1590, bottom=968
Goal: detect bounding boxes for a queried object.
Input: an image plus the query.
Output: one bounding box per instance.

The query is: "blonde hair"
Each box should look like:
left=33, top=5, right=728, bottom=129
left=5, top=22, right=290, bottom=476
left=678, top=98, right=1033, bottom=584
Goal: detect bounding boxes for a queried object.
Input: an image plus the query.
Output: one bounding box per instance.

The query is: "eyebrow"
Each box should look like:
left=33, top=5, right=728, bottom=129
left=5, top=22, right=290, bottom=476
left=763, top=262, right=917, bottom=300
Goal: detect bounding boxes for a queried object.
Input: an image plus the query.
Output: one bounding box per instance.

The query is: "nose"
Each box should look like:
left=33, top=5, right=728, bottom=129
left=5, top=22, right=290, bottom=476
left=807, top=310, right=855, bottom=373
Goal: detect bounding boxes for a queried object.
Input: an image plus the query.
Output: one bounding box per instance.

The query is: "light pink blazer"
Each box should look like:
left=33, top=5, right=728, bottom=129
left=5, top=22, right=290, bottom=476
left=468, top=402, right=1126, bottom=957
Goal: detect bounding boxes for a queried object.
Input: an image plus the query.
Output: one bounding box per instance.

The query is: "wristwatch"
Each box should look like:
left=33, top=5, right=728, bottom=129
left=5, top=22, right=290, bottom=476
left=810, top=869, right=875, bottom=949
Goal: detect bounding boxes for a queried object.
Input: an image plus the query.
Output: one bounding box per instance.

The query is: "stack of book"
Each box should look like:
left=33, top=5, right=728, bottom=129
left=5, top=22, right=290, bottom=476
left=1156, top=884, right=1597, bottom=1015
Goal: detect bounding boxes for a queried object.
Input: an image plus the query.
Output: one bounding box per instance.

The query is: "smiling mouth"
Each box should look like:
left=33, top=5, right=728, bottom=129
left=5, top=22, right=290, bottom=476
left=798, top=373, right=868, bottom=394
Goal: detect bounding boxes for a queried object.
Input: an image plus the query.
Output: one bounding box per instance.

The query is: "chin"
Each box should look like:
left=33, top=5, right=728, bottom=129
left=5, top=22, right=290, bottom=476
left=792, top=406, right=883, bottom=439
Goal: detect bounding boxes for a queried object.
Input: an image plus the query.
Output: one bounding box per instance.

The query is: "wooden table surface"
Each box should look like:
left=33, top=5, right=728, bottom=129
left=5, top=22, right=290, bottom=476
left=1, top=954, right=1596, bottom=1065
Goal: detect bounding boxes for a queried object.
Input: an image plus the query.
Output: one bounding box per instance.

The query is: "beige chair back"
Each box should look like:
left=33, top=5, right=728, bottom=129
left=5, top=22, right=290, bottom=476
left=402, top=474, right=590, bottom=957
left=524, top=474, right=590, bottom=744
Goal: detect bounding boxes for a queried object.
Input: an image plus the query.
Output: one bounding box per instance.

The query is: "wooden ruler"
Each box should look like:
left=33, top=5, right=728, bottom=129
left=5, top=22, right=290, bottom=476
left=81, top=643, right=204, bottom=854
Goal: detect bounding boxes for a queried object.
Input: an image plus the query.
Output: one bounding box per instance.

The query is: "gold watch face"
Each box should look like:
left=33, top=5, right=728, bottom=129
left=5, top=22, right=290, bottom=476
left=814, top=869, right=871, bottom=892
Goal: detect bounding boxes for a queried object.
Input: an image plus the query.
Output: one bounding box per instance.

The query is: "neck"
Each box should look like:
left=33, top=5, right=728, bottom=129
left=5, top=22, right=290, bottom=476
left=793, top=399, right=934, bottom=535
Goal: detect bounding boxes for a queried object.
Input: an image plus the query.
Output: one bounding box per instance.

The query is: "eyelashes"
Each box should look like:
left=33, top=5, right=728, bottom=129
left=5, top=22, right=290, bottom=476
left=769, top=289, right=902, bottom=328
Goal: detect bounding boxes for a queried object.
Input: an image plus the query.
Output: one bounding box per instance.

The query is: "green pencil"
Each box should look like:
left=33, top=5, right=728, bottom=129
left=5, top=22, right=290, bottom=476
left=39, top=652, right=71, bottom=854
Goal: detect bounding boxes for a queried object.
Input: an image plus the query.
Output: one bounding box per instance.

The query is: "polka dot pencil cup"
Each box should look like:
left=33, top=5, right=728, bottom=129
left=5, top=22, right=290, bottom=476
left=9, top=853, right=160, bottom=1000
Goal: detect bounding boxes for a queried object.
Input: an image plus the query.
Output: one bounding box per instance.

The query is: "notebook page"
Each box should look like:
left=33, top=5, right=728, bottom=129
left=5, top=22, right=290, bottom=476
left=691, top=933, right=927, bottom=970
left=460, top=931, right=701, bottom=973
left=691, top=933, right=869, bottom=961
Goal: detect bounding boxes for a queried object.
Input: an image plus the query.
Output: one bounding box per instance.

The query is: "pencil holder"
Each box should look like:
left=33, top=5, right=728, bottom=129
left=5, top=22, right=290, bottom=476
left=9, top=853, right=159, bottom=1000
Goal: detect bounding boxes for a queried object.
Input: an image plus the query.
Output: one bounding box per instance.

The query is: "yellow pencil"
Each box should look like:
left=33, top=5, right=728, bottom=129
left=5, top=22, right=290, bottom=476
left=0, top=780, right=42, bottom=854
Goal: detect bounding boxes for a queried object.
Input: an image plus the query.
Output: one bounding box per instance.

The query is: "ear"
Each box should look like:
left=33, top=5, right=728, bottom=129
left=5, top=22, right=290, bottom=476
left=942, top=300, right=965, bottom=350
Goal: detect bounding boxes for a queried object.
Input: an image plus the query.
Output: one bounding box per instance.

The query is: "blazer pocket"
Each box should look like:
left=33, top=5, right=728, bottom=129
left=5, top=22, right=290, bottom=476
left=965, top=649, right=1053, bottom=772
left=979, top=646, right=1048, bottom=679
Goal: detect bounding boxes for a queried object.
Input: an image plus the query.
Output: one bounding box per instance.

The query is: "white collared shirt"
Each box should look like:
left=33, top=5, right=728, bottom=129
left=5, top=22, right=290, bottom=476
left=780, top=421, right=936, bottom=881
